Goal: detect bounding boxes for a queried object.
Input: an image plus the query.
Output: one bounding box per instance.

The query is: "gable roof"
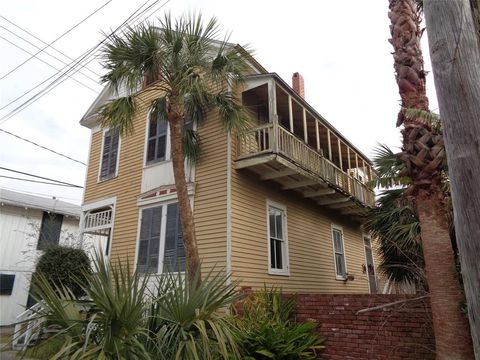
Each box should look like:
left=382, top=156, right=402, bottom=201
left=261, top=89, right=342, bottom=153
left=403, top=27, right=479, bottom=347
left=0, top=189, right=81, bottom=217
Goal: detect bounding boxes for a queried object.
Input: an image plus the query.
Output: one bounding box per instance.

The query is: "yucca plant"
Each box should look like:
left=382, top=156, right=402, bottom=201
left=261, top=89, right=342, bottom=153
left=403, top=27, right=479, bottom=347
left=237, top=287, right=325, bottom=360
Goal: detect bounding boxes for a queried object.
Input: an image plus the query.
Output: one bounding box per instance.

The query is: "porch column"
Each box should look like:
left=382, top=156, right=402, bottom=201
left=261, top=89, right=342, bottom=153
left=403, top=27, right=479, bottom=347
left=315, top=119, right=320, bottom=152
left=327, top=129, right=332, bottom=161
left=268, top=79, right=278, bottom=152
left=347, top=146, right=351, bottom=169
left=303, top=108, right=308, bottom=143
left=288, top=96, right=293, bottom=132
left=338, top=138, right=343, bottom=169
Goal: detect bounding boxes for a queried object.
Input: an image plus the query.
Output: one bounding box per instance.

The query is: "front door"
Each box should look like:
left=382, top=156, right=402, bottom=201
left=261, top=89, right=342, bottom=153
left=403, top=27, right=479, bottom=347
left=363, top=236, right=378, bottom=294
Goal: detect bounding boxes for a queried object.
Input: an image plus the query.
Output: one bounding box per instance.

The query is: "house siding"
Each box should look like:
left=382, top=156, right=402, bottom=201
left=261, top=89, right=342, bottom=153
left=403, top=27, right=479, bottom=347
left=230, top=137, right=372, bottom=293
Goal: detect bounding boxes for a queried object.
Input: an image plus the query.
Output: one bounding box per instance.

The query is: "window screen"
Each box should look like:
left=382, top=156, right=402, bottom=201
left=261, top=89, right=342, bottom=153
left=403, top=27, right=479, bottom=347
left=269, top=206, right=286, bottom=271
left=332, top=228, right=346, bottom=277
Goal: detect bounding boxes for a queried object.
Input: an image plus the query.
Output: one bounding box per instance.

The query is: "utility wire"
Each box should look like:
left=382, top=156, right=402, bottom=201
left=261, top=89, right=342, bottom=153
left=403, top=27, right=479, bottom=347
left=0, top=15, right=101, bottom=78
left=0, top=24, right=101, bottom=84
left=0, top=0, right=170, bottom=124
left=0, top=175, right=83, bottom=188
left=0, top=35, right=100, bottom=94
left=0, top=166, right=83, bottom=188
left=0, top=0, right=112, bottom=81
left=0, top=128, right=87, bottom=166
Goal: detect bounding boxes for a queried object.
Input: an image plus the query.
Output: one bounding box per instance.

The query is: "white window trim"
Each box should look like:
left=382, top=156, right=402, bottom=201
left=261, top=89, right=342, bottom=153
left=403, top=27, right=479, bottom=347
left=266, top=199, right=290, bottom=276
left=134, top=198, right=190, bottom=274
left=362, top=233, right=378, bottom=293
left=97, top=128, right=121, bottom=182
left=331, top=224, right=348, bottom=280
left=143, top=109, right=171, bottom=168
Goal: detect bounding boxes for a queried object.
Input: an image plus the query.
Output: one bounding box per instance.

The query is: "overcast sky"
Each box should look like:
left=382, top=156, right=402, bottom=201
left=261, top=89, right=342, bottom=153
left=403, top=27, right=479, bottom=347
left=0, top=0, right=438, bottom=205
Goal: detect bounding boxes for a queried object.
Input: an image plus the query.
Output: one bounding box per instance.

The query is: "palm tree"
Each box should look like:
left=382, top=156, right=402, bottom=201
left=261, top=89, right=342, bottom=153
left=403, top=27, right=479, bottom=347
left=98, top=13, right=251, bottom=283
left=388, top=0, right=473, bottom=358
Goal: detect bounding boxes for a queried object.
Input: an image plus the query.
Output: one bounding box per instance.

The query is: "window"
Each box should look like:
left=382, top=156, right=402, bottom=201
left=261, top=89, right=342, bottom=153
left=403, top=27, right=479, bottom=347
left=100, top=129, right=119, bottom=180
left=146, top=112, right=168, bottom=164
left=0, top=274, right=15, bottom=295
left=332, top=226, right=347, bottom=279
left=37, top=212, right=63, bottom=250
left=267, top=202, right=289, bottom=275
left=137, top=203, right=186, bottom=273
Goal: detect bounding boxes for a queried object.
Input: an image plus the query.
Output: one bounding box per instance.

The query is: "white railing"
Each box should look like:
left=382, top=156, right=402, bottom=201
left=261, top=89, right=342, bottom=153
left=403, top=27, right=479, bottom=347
left=84, top=208, right=113, bottom=232
left=238, top=123, right=375, bottom=207
left=12, top=303, right=45, bottom=351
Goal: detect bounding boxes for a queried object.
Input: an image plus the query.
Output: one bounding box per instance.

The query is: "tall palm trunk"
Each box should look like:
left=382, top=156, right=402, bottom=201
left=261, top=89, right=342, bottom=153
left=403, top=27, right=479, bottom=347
left=167, top=100, right=201, bottom=285
left=388, top=1, right=473, bottom=358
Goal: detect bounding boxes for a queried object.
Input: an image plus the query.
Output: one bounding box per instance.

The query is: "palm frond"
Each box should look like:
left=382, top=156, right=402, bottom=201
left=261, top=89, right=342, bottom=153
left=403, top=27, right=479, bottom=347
left=402, top=107, right=441, bottom=131
left=214, top=92, right=250, bottom=132
left=183, top=129, right=201, bottom=165
left=369, top=143, right=409, bottom=188
left=98, top=96, right=137, bottom=136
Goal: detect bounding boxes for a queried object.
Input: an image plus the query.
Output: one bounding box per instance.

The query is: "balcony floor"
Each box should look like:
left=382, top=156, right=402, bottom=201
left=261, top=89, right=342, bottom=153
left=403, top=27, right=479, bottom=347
left=235, top=152, right=371, bottom=220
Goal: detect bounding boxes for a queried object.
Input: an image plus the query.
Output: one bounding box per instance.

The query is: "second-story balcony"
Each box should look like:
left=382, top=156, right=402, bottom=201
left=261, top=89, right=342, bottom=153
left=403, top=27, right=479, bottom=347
left=235, top=74, right=375, bottom=217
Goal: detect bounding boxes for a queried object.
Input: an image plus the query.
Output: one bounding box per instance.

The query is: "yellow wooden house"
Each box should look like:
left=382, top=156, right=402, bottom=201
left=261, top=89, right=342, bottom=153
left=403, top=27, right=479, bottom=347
left=79, top=46, right=379, bottom=294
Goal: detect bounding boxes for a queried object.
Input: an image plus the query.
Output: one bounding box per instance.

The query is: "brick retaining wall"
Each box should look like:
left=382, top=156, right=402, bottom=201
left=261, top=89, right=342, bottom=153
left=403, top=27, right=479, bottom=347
left=292, top=294, right=435, bottom=360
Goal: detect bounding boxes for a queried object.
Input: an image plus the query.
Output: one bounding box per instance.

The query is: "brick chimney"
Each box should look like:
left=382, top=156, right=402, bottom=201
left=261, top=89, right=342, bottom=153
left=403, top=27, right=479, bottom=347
left=292, top=72, right=305, bottom=99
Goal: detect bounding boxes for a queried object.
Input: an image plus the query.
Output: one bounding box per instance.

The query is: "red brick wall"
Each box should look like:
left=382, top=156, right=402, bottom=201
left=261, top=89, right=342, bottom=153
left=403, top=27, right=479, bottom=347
left=292, top=294, right=435, bottom=360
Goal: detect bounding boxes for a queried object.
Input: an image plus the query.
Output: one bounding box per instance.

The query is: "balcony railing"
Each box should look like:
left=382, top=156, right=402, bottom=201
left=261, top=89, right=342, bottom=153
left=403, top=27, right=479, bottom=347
left=238, top=123, right=375, bottom=207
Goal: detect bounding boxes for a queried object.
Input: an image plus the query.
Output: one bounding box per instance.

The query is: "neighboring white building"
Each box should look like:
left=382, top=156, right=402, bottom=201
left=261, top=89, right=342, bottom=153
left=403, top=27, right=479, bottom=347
left=0, top=189, right=81, bottom=326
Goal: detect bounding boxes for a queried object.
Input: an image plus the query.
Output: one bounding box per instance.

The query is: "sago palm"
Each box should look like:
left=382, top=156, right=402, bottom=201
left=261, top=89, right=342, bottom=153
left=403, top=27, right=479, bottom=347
left=388, top=0, right=473, bottom=357
left=98, top=13, right=252, bottom=283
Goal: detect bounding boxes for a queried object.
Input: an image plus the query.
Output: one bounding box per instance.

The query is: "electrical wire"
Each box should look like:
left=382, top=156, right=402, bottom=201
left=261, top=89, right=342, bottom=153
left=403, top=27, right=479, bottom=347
left=0, top=0, right=170, bottom=124
left=0, top=0, right=113, bottom=81
left=0, top=128, right=87, bottom=166
left=0, top=15, right=101, bottom=78
left=0, top=23, right=101, bottom=84
left=0, top=167, right=83, bottom=188
left=0, top=35, right=100, bottom=94
left=0, top=175, right=82, bottom=188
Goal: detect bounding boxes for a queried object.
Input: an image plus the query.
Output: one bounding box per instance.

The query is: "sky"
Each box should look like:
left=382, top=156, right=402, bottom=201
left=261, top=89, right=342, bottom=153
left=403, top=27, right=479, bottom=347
left=0, top=0, right=439, bottom=205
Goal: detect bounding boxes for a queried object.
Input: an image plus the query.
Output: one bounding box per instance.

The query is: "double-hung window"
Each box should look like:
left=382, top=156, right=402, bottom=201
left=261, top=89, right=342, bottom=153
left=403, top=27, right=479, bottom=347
left=100, top=129, right=119, bottom=180
left=332, top=226, right=347, bottom=279
left=267, top=202, right=289, bottom=275
left=137, top=203, right=186, bottom=273
left=146, top=112, right=168, bottom=164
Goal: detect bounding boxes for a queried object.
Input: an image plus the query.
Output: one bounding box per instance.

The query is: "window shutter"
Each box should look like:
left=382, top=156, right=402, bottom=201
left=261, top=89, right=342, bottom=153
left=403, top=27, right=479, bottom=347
left=100, top=130, right=119, bottom=180
left=163, top=203, right=186, bottom=272
left=137, top=207, right=162, bottom=273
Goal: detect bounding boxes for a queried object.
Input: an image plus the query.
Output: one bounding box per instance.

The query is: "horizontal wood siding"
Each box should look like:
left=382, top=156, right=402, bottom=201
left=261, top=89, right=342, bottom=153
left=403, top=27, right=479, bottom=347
left=231, top=138, right=371, bottom=293
left=84, top=89, right=227, bottom=271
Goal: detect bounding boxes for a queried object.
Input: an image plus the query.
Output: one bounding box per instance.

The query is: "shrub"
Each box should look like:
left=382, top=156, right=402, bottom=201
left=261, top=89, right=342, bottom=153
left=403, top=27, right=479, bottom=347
left=237, top=287, right=325, bottom=359
left=29, top=254, right=241, bottom=359
left=33, top=245, right=91, bottom=297
left=34, top=245, right=91, bottom=298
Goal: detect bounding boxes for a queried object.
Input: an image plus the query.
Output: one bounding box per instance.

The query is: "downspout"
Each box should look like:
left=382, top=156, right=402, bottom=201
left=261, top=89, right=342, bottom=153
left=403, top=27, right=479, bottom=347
left=226, top=130, right=232, bottom=285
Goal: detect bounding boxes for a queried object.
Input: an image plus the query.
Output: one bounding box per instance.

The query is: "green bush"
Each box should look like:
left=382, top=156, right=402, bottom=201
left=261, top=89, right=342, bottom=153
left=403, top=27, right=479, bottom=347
left=237, top=287, right=325, bottom=359
left=34, top=245, right=91, bottom=298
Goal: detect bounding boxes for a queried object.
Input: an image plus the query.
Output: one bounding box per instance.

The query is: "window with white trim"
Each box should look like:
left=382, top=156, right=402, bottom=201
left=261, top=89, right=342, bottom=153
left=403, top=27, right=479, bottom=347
left=146, top=112, right=168, bottom=164
left=268, top=203, right=289, bottom=274
left=332, top=226, right=347, bottom=279
left=137, top=202, right=186, bottom=273
left=100, top=129, right=119, bottom=180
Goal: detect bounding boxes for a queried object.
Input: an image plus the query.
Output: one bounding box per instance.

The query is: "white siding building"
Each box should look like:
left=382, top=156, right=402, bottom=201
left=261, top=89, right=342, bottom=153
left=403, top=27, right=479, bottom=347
left=0, top=189, right=81, bottom=326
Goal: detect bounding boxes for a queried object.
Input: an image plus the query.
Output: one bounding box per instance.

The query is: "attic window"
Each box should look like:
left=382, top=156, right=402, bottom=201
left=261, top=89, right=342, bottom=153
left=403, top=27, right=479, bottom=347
left=37, top=212, right=63, bottom=250
left=0, top=274, right=15, bottom=295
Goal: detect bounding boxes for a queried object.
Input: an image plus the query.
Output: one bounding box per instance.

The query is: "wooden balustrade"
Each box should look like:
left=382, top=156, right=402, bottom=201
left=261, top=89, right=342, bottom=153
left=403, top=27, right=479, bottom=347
left=238, top=123, right=375, bottom=207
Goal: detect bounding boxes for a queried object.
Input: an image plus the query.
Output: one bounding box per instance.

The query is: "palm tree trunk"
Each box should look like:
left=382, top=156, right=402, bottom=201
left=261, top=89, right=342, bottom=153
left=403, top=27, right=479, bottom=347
left=388, top=1, right=474, bottom=358
left=168, top=103, right=201, bottom=285
left=416, top=188, right=474, bottom=359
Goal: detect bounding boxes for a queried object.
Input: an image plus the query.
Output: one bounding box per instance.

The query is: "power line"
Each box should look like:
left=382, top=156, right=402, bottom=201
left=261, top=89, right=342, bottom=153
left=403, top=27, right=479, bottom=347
left=0, top=15, right=101, bottom=78
left=0, top=175, right=82, bottom=188
left=0, top=0, right=170, bottom=124
left=0, top=35, right=100, bottom=94
left=0, top=128, right=87, bottom=166
left=0, top=0, right=112, bottom=81
left=0, top=23, right=101, bottom=85
left=0, top=167, right=83, bottom=188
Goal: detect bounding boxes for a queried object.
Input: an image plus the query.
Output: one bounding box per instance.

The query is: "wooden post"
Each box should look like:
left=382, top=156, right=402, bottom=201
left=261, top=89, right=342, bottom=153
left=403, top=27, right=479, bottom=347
left=303, top=108, right=308, bottom=143
left=362, top=159, right=366, bottom=182
left=315, top=119, right=320, bottom=152
left=268, top=79, right=278, bottom=152
left=288, top=95, right=293, bottom=132
left=425, top=2, right=480, bottom=354
left=338, top=139, right=343, bottom=170
left=347, top=146, right=351, bottom=170
left=355, top=153, right=359, bottom=170
left=327, top=130, right=332, bottom=161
